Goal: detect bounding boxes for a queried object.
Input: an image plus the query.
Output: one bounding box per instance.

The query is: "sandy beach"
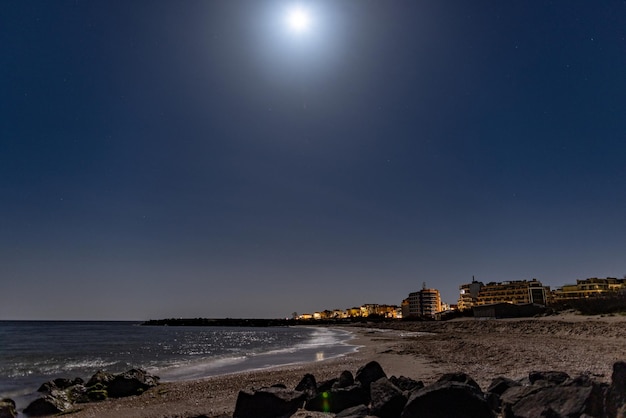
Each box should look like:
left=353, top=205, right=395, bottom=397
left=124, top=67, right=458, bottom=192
left=67, top=313, right=626, bottom=418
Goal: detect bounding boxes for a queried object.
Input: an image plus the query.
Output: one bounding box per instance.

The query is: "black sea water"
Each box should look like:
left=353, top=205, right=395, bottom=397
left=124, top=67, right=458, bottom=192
left=0, top=321, right=356, bottom=410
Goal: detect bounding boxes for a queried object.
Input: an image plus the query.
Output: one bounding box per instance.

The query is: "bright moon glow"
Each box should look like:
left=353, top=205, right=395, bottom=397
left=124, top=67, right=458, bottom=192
left=286, top=6, right=311, bottom=33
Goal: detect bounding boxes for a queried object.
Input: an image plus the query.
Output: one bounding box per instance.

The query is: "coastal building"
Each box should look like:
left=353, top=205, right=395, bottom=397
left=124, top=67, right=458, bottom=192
left=351, top=304, right=400, bottom=318
left=551, top=277, right=626, bottom=302
left=361, top=304, right=400, bottom=318
left=458, top=278, right=484, bottom=311
left=401, top=299, right=410, bottom=319
left=476, top=278, right=548, bottom=306
left=377, top=304, right=400, bottom=318
left=407, top=284, right=442, bottom=318
left=346, top=307, right=361, bottom=317
left=458, top=278, right=548, bottom=308
left=332, top=309, right=346, bottom=319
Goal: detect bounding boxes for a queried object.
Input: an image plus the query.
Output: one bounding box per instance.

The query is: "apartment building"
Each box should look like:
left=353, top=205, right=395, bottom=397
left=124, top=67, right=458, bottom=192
left=458, top=278, right=548, bottom=309
left=552, top=277, right=626, bottom=302
left=458, top=278, right=484, bottom=311
left=477, top=278, right=547, bottom=305
left=407, top=285, right=442, bottom=318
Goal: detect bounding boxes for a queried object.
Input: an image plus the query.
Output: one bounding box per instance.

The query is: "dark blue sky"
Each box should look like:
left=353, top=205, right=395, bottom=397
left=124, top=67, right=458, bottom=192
left=2, top=0, right=625, bottom=319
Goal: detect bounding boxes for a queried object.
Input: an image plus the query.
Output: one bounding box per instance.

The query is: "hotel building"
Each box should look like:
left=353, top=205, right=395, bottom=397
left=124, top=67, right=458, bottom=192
left=551, top=277, right=626, bottom=302
left=407, top=285, right=442, bottom=318
left=458, top=278, right=548, bottom=310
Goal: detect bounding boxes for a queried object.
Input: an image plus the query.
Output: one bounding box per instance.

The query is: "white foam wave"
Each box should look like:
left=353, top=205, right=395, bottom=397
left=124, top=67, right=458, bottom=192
left=156, top=355, right=247, bottom=381
left=253, top=327, right=355, bottom=357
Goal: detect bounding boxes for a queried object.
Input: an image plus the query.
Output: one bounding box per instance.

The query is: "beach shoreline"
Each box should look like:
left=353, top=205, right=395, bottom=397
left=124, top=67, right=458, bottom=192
left=49, top=313, right=626, bottom=417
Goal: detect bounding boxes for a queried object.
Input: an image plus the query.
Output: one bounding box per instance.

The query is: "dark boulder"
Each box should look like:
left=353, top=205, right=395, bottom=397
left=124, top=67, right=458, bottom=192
left=106, top=369, right=159, bottom=398
left=564, top=374, right=607, bottom=417
left=0, top=399, right=17, bottom=418
left=355, top=361, right=387, bottom=391
left=318, top=378, right=339, bottom=393
left=437, top=371, right=482, bottom=391
left=37, top=377, right=84, bottom=393
left=607, top=361, right=626, bottom=418
left=86, top=382, right=108, bottom=402
left=336, top=370, right=355, bottom=388
left=305, top=384, right=369, bottom=413
left=528, top=371, right=570, bottom=386
left=24, top=390, right=73, bottom=416
left=233, top=386, right=306, bottom=418
left=500, top=385, right=546, bottom=417
left=86, top=370, right=115, bottom=387
left=389, top=376, right=424, bottom=392
left=507, top=385, right=599, bottom=418
left=335, top=404, right=371, bottom=417
left=370, top=377, right=407, bottom=418
left=295, top=373, right=317, bottom=400
left=66, top=384, right=90, bottom=403
left=401, top=381, right=494, bottom=418
left=486, top=376, right=521, bottom=412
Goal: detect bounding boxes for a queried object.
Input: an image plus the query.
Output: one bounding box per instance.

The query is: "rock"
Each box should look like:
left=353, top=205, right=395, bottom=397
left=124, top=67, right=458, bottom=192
left=401, top=381, right=494, bottom=418
left=500, top=385, right=546, bottom=417
left=67, top=384, right=90, bottom=403
left=86, top=384, right=108, bottom=402
left=233, top=386, right=306, bottom=418
left=106, top=369, right=159, bottom=398
left=318, top=378, right=339, bottom=393
left=389, top=376, right=424, bottom=392
left=336, top=370, right=355, bottom=388
left=507, top=385, right=598, bottom=418
left=564, top=374, right=607, bottom=417
left=355, top=361, right=387, bottom=391
left=24, top=390, right=73, bottom=416
left=37, top=377, right=84, bottom=393
left=335, top=404, right=371, bottom=417
left=86, top=370, right=115, bottom=387
left=370, top=377, right=407, bottom=418
left=528, top=371, right=570, bottom=386
left=0, top=399, right=17, bottom=418
left=305, top=384, right=369, bottom=413
left=486, top=376, right=521, bottom=412
left=295, top=373, right=317, bottom=400
left=436, top=372, right=482, bottom=392
left=607, top=361, right=626, bottom=418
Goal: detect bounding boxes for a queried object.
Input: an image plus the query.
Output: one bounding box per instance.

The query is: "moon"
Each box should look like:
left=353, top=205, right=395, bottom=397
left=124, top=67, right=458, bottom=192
left=286, top=6, right=311, bottom=33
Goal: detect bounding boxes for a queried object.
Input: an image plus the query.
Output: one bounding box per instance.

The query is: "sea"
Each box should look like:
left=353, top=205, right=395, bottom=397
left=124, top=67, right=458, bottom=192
left=0, top=321, right=356, bottom=410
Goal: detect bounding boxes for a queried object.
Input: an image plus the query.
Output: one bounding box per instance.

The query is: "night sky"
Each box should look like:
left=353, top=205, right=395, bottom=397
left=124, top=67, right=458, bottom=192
left=2, top=1, right=625, bottom=320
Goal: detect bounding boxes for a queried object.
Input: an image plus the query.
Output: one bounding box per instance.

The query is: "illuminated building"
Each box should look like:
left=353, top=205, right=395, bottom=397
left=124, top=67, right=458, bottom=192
left=458, top=278, right=484, bottom=311
left=476, top=278, right=547, bottom=306
left=407, top=284, right=442, bottom=318
left=458, top=278, right=548, bottom=309
left=552, top=277, right=626, bottom=302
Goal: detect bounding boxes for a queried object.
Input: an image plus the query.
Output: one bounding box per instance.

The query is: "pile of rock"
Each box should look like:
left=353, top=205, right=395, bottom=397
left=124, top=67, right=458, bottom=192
left=16, top=368, right=159, bottom=417
left=233, top=361, right=626, bottom=418
left=0, top=399, right=17, bottom=418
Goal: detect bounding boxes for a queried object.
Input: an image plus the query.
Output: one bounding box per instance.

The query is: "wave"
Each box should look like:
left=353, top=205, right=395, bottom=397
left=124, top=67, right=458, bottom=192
left=156, top=327, right=356, bottom=382
left=4, top=358, right=120, bottom=379
left=259, top=327, right=355, bottom=356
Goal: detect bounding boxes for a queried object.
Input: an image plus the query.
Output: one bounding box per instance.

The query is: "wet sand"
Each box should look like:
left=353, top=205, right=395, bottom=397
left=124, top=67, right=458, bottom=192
left=68, top=313, right=626, bottom=418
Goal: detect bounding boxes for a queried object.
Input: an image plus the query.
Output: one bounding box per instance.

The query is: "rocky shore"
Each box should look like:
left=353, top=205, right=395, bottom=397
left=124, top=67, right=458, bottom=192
left=4, top=313, right=626, bottom=417
left=232, top=360, right=626, bottom=417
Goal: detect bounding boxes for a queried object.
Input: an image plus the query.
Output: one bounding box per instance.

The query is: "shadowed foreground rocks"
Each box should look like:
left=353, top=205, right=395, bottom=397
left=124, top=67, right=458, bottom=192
left=233, top=360, right=626, bottom=418
left=21, top=368, right=159, bottom=416
left=0, top=399, right=17, bottom=418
